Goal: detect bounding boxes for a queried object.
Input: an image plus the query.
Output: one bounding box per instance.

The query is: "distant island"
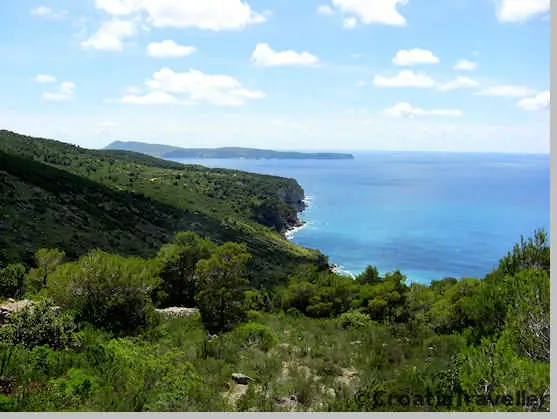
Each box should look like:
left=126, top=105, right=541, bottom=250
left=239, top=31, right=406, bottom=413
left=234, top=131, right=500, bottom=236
left=104, top=141, right=354, bottom=160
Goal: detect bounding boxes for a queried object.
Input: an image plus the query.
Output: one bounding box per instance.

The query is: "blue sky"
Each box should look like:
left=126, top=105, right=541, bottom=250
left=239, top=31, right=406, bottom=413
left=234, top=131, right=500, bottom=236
left=0, top=0, right=550, bottom=152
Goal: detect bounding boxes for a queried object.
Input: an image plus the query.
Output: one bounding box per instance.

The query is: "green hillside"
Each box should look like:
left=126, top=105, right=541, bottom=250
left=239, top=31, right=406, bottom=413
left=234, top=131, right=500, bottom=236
left=0, top=130, right=326, bottom=287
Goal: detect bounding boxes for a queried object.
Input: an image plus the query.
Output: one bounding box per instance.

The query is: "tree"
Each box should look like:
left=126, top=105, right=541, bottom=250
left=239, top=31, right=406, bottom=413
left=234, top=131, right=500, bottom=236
left=356, top=265, right=381, bottom=285
left=0, top=264, right=26, bottom=298
left=46, top=250, right=161, bottom=334
left=497, top=228, right=550, bottom=276
left=195, top=243, right=251, bottom=334
left=155, top=232, right=215, bottom=307
left=25, top=248, right=65, bottom=293
left=504, top=269, right=549, bottom=362
left=359, top=270, right=409, bottom=322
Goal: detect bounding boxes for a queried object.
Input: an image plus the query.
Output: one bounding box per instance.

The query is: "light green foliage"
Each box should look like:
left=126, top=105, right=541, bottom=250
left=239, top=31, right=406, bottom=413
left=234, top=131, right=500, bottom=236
left=0, top=299, right=82, bottom=350
left=46, top=250, right=161, bottom=334
left=94, top=338, right=204, bottom=411
left=230, top=322, right=278, bottom=352
left=503, top=269, right=549, bottom=362
left=427, top=278, right=480, bottom=334
left=195, top=243, right=251, bottom=333
left=0, top=201, right=549, bottom=413
left=25, top=248, right=65, bottom=293
left=338, top=310, right=372, bottom=329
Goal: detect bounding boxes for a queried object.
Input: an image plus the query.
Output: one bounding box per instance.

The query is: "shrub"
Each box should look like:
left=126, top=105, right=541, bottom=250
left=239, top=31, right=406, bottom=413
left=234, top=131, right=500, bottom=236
left=46, top=250, right=161, bottom=334
left=0, top=299, right=82, bottom=350
left=338, top=311, right=371, bottom=329
left=231, top=322, right=278, bottom=352
left=246, top=310, right=263, bottom=322
left=0, top=264, right=26, bottom=299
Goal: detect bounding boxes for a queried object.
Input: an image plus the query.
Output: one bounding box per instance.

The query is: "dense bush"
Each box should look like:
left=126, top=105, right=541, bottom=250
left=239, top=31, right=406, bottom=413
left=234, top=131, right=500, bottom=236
left=0, top=299, right=82, bottom=350
left=231, top=322, right=278, bottom=352
left=338, top=310, right=372, bottom=329
left=0, top=264, right=26, bottom=298
left=46, top=250, right=161, bottom=334
left=0, top=227, right=549, bottom=413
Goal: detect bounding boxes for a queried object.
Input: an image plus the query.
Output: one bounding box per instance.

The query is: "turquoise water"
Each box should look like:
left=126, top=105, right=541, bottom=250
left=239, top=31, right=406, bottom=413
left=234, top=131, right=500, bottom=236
left=175, top=152, right=549, bottom=284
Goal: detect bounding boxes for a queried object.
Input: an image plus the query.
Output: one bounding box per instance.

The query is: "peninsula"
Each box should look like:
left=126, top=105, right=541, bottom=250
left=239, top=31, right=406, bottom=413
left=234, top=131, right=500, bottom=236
left=104, top=141, right=354, bottom=160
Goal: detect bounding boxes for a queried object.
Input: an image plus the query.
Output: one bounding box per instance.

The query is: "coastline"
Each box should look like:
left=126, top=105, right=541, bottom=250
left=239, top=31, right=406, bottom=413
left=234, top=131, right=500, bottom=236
left=284, top=195, right=357, bottom=279
left=284, top=195, right=312, bottom=240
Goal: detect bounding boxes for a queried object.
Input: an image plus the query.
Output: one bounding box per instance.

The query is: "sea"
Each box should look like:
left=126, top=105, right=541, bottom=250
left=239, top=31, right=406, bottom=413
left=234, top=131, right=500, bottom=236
left=174, top=151, right=550, bottom=284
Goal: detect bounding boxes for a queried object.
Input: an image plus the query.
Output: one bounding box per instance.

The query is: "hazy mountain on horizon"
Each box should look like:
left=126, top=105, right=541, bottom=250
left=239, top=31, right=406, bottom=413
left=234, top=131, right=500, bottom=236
left=105, top=140, right=354, bottom=160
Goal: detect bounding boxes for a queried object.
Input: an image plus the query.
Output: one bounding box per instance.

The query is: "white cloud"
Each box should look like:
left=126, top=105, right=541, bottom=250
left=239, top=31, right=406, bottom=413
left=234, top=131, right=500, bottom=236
left=317, top=5, right=335, bottom=15
left=231, top=89, right=267, bottom=99
left=31, top=6, right=68, bottom=19
left=331, top=0, right=409, bottom=26
left=147, top=40, right=196, bottom=58
left=437, top=76, right=479, bottom=91
left=343, top=17, right=358, bottom=28
left=95, top=0, right=142, bottom=16
left=33, top=74, right=56, bottom=83
left=126, top=86, right=141, bottom=94
left=42, top=82, right=76, bottom=101
left=121, top=91, right=185, bottom=105
left=355, top=80, right=367, bottom=87
left=517, top=90, right=550, bottom=111
left=118, top=67, right=265, bottom=107
left=100, top=121, right=118, bottom=128
left=251, top=43, right=320, bottom=67
left=476, top=85, right=537, bottom=98
left=384, top=102, right=463, bottom=118
left=373, top=70, right=436, bottom=88
left=95, top=0, right=266, bottom=31
left=495, top=0, right=550, bottom=22
left=393, top=49, right=440, bottom=66
left=81, top=19, right=138, bottom=51
left=454, top=59, right=478, bottom=71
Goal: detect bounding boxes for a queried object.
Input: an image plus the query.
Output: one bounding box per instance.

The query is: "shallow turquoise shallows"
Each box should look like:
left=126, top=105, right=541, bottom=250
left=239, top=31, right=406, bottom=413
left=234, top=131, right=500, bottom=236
left=175, top=151, right=549, bottom=284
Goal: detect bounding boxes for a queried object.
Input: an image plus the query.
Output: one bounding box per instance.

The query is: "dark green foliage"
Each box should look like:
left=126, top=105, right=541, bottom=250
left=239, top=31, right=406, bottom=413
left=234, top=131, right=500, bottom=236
left=195, top=243, right=251, bottom=334
left=155, top=232, right=216, bottom=307
left=250, top=197, right=298, bottom=232
left=356, top=265, right=381, bottom=285
left=0, top=299, right=82, bottom=350
left=0, top=264, right=26, bottom=298
left=0, top=130, right=327, bottom=288
left=46, top=250, right=161, bottom=334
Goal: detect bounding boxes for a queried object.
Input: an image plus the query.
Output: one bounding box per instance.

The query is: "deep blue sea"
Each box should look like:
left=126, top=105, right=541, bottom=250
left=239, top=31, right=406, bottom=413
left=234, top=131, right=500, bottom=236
left=175, top=152, right=550, bottom=284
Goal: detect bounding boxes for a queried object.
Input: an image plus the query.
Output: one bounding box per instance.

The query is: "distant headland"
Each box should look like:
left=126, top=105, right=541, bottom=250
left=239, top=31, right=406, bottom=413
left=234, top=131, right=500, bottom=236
left=104, top=141, right=354, bottom=160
